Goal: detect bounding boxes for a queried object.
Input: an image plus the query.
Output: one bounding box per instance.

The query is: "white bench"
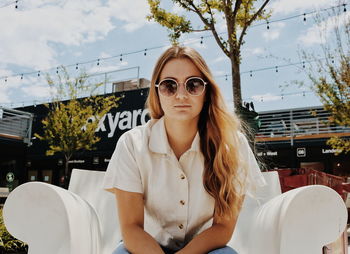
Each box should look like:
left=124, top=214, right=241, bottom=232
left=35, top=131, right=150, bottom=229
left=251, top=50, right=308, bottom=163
left=2, top=169, right=347, bottom=254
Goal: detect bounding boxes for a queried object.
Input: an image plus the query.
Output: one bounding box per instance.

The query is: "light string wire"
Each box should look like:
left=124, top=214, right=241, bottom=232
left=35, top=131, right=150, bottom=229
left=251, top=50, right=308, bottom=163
left=0, top=1, right=347, bottom=81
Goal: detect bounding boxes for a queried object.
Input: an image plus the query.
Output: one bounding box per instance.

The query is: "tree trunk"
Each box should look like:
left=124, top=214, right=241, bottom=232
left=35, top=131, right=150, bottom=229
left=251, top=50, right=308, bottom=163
left=230, top=56, right=242, bottom=111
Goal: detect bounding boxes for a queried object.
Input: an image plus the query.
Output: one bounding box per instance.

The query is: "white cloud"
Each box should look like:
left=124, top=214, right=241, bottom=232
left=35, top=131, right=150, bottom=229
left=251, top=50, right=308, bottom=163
left=108, top=0, right=151, bottom=32
left=0, top=0, right=151, bottom=71
left=0, top=2, right=115, bottom=69
left=213, top=56, right=227, bottom=63
left=252, top=93, right=281, bottom=102
left=87, top=61, right=129, bottom=74
left=262, top=22, right=285, bottom=41
left=269, top=0, right=331, bottom=15
left=243, top=47, right=265, bottom=56
left=298, top=12, right=350, bottom=46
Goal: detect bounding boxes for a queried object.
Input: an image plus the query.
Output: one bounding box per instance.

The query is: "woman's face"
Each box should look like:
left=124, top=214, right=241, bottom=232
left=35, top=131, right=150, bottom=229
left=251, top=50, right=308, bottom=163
left=157, top=57, right=206, bottom=123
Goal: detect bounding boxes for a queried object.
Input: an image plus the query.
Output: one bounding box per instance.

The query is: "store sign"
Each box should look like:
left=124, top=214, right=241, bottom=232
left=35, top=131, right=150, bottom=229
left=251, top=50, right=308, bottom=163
left=297, top=148, right=306, bottom=157
left=68, top=159, right=85, bottom=164
left=322, top=148, right=342, bottom=154
left=83, top=108, right=149, bottom=138
left=257, top=151, right=278, bottom=156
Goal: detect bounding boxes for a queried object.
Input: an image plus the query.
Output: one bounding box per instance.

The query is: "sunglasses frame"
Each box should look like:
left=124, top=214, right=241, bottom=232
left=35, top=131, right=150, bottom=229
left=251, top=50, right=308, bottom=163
left=155, top=77, right=208, bottom=97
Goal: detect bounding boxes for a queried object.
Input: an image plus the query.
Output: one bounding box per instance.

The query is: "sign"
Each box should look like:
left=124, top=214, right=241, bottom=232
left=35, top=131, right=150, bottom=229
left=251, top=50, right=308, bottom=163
left=257, top=151, right=278, bottom=157
left=322, top=148, right=342, bottom=154
left=6, top=172, right=14, bottom=183
left=297, top=148, right=306, bottom=157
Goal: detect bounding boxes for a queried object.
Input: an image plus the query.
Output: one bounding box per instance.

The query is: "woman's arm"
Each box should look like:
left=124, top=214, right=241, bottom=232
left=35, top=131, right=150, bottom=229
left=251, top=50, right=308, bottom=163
left=114, top=188, right=165, bottom=254
left=176, top=196, right=245, bottom=254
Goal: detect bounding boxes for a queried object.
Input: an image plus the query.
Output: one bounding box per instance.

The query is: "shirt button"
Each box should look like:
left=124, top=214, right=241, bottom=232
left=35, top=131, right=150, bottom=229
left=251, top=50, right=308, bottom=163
left=178, top=224, right=184, bottom=229
left=180, top=174, right=185, bottom=180
left=180, top=200, right=185, bottom=205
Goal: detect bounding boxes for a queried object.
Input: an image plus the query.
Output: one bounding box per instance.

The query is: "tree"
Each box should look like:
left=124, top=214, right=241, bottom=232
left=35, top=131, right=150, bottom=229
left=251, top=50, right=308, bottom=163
left=147, top=0, right=271, bottom=110
left=298, top=8, right=349, bottom=154
left=35, top=67, right=119, bottom=186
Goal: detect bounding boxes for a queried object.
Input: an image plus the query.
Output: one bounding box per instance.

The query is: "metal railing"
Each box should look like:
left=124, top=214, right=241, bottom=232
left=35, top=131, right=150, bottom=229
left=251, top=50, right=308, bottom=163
left=0, top=107, right=33, bottom=145
left=256, top=106, right=350, bottom=145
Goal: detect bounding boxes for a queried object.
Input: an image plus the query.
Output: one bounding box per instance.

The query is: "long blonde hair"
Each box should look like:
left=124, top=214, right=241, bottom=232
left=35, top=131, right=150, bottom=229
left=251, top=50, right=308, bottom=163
left=147, top=46, right=247, bottom=218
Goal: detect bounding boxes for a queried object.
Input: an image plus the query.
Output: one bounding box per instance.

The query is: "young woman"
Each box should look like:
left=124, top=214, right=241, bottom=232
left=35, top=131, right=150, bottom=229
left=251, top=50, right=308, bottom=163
left=102, top=46, right=266, bottom=254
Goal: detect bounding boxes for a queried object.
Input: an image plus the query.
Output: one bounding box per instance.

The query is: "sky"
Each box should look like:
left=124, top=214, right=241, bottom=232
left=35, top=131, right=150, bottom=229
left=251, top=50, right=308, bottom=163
left=0, top=0, right=348, bottom=113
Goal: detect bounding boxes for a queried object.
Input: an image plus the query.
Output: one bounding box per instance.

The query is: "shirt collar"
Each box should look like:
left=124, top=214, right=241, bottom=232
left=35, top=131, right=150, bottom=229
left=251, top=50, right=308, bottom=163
left=149, top=116, right=201, bottom=154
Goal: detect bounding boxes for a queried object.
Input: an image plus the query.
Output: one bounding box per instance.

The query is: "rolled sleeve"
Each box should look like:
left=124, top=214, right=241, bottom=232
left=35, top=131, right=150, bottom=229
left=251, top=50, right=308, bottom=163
left=102, top=133, right=143, bottom=194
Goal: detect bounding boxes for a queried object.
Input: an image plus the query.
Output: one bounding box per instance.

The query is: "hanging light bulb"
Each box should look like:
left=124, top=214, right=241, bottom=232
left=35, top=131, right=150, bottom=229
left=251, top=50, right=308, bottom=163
left=97, top=59, right=100, bottom=66
left=5, top=77, right=7, bottom=82
left=275, top=66, right=278, bottom=73
left=343, top=3, right=347, bottom=12
left=200, top=36, right=203, bottom=44
left=144, top=49, right=147, bottom=56
left=260, top=97, right=263, bottom=102
left=302, top=61, right=305, bottom=68
left=56, top=67, right=59, bottom=74
left=21, top=74, right=23, bottom=80
left=281, top=94, right=284, bottom=100
left=15, top=0, right=18, bottom=9
left=303, top=13, right=306, bottom=22
left=303, top=91, right=305, bottom=97
left=38, top=71, right=41, bottom=77
left=76, top=63, right=79, bottom=70
left=266, top=21, right=270, bottom=30
left=120, top=54, right=123, bottom=62
left=250, top=71, right=253, bottom=77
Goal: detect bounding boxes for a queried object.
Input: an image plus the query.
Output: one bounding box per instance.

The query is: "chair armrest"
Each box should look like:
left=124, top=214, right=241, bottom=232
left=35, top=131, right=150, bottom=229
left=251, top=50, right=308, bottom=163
left=248, top=185, right=347, bottom=254
left=3, top=182, right=102, bottom=254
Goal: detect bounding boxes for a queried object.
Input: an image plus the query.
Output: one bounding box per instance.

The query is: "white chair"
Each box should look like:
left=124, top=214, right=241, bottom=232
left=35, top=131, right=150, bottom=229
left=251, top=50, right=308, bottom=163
left=3, top=169, right=347, bottom=254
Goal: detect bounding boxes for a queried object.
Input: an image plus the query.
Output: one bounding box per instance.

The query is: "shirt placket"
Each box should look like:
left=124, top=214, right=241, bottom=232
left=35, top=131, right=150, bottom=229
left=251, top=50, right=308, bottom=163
left=167, top=152, right=189, bottom=244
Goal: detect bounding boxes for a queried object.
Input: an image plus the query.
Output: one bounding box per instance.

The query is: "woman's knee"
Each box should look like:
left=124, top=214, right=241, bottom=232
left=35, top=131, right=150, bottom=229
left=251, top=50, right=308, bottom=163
left=112, top=242, right=130, bottom=254
left=208, top=246, right=238, bottom=254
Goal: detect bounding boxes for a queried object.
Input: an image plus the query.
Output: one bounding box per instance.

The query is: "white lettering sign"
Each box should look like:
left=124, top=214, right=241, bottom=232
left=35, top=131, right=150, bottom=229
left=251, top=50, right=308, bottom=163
left=82, top=108, right=150, bottom=138
left=68, top=160, right=85, bottom=164
left=257, top=151, right=278, bottom=156
left=322, top=148, right=342, bottom=154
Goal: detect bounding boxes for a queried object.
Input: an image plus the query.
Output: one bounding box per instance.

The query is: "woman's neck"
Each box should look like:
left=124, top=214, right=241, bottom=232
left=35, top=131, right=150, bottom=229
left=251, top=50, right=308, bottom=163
left=164, top=116, right=198, bottom=160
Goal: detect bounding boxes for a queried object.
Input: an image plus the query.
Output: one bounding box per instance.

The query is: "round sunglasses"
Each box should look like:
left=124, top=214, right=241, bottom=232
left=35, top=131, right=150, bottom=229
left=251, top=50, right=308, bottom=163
left=155, top=77, right=207, bottom=97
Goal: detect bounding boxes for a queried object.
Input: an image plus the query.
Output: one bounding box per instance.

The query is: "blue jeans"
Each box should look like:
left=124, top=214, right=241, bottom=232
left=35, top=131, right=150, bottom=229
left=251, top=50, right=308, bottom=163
left=112, top=242, right=238, bottom=254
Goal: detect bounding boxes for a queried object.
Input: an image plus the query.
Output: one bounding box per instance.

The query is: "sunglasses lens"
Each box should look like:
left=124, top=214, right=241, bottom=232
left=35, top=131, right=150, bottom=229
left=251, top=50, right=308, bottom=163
left=186, top=78, right=205, bottom=95
left=158, top=80, right=177, bottom=96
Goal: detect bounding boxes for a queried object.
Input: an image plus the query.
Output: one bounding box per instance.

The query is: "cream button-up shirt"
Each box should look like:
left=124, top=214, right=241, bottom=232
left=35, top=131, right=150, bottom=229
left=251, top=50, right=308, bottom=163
left=102, top=117, right=266, bottom=250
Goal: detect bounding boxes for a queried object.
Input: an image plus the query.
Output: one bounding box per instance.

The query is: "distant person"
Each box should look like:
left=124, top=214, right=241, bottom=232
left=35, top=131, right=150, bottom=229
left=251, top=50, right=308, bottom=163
left=102, top=46, right=266, bottom=254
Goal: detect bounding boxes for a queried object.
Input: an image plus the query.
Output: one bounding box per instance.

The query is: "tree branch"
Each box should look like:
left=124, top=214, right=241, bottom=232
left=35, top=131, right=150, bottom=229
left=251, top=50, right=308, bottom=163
left=238, top=0, right=270, bottom=50
left=188, top=0, right=230, bottom=56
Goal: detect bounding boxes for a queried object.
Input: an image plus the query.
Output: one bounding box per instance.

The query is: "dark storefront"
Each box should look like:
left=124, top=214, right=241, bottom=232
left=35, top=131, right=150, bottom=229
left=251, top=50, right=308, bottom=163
left=10, top=87, right=149, bottom=186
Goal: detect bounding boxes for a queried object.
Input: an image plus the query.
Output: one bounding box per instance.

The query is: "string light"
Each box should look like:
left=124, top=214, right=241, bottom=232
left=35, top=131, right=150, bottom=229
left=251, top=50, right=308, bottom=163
left=5, top=77, right=7, bottom=82
left=56, top=67, right=59, bottom=74
left=37, top=71, right=40, bottom=77
left=303, top=13, right=306, bottom=22
left=15, top=0, right=18, bottom=9
left=250, top=71, right=253, bottom=77
left=275, top=66, right=278, bottom=73
left=144, top=49, right=147, bottom=56
left=302, top=61, right=305, bottom=68
left=21, top=74, right=23, bottom=80
left=76, top=63, right=79, bottom=70
left=97, top=59, right=100, bottom=66
left=0, top=2, right=346, bottom=81
left=225, top=75, right=228, bottom=81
